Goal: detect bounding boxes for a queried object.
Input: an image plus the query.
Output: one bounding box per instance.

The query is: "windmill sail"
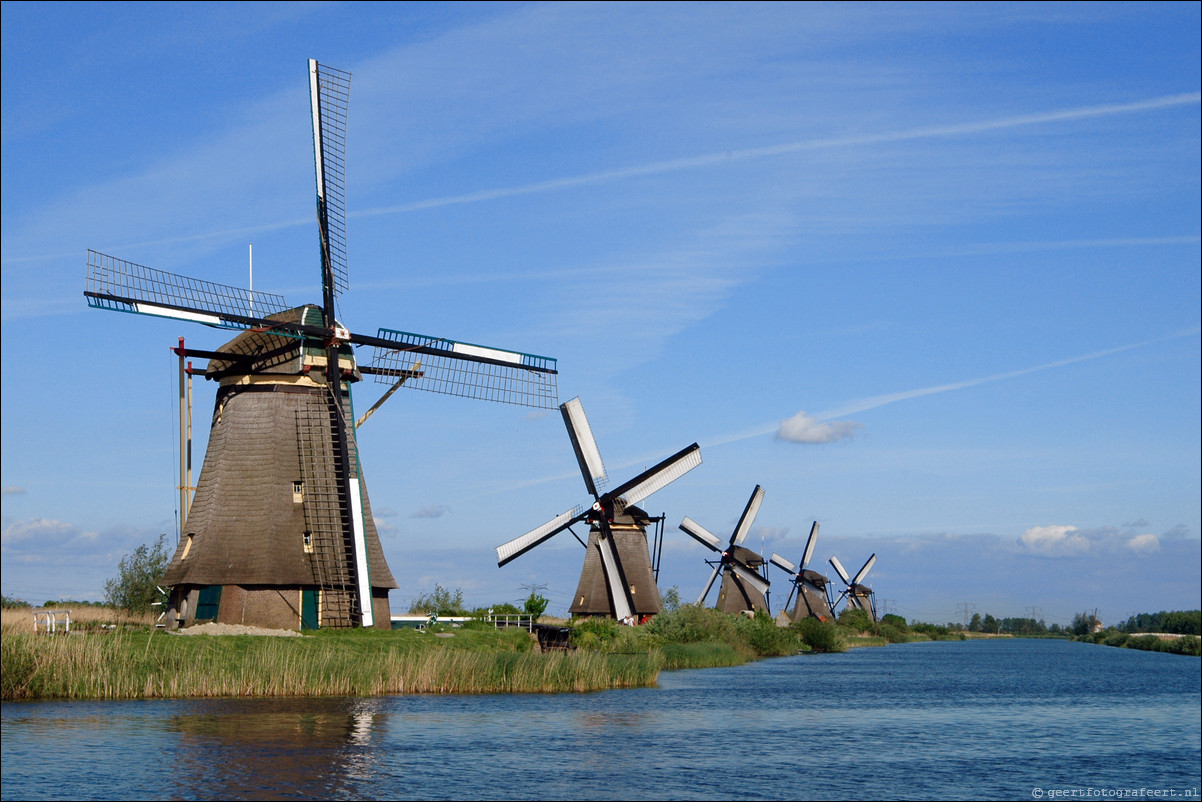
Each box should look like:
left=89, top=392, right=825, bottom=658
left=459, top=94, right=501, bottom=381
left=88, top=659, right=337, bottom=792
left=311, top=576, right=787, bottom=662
left=562, top=397, right=607, bottom=495
left=85, top=250, right=290, bottom=329
left=310, top=59, right=351, bottom=299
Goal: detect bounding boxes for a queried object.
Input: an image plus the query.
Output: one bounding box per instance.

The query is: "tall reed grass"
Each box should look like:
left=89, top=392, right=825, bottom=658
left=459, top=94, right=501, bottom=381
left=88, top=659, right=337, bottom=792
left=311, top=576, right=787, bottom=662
left=1, top=606, right=153, bottom=636
left=1, top=628, right=659, bottom=700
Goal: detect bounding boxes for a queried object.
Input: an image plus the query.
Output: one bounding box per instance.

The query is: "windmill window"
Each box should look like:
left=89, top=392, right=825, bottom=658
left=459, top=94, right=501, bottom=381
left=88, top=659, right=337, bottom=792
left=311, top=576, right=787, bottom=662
left=180, top=534, right=193, bottom=560
left=303, top=531, right=313, bottom=553
left=293, top=481, right=305, bottom=503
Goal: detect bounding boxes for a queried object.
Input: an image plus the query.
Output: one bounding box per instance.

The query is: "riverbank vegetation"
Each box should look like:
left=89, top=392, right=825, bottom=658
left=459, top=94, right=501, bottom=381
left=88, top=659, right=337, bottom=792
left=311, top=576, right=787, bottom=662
left=1069, top=609, right=1200, bottom=657
left=10, top=592, right=1192, bottom=701
left=0, top=601, right=909, bottom=700
left=1, top=619, right=657, bottom=700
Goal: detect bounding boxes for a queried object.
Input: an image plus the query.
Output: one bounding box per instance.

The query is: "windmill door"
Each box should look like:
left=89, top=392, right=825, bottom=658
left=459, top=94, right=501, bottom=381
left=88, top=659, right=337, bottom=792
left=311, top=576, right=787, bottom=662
left=195, top=585, right=222, bottom=622
left=301, top=590, right=319, bottom=630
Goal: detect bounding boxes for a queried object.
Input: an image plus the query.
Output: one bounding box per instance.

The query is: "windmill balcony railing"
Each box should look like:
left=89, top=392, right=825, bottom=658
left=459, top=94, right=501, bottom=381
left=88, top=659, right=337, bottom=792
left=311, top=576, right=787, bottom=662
left=32, top=610, right=71, bottom=635
left=389, top=613, right=537, bottom=632
left=486, top=613, right=537, bottom=632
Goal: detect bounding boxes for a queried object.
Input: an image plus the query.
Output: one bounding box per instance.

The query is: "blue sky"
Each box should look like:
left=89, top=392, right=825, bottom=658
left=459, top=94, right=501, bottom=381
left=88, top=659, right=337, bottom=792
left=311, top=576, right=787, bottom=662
left=2, top=2, right=1199, bottom=626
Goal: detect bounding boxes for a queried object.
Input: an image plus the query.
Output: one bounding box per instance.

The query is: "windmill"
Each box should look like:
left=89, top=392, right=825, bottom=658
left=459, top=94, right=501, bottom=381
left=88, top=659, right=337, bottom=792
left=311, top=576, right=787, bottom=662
left=84, top=60, right=558, bottom=630
left=679, top=485, right=771, bottom=615
left=829, top=553, right=878, bottom=621
left=496, top=397, right=702, bottom=622
left=768, top=522, right=835, bottom=622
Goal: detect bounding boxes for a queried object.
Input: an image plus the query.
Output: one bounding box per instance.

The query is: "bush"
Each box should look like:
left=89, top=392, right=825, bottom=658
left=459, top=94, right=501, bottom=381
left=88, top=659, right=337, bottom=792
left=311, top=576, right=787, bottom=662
left=1103, top=630, right=1130, bottom=648
left=1126, top=634, right=1163, bottom=652
left=646, top=604, right=738, bottom=645
left=732, top=611, right=801, bottom=657
left=1124, top=634, right=1201, bottom=656
left=877, top=622, right=910, bottom=643
left=1, top=594, right=31, bottom=609
left=408, top=585, right=467, bottom=616
left=792, top=617, right=845, bottom=653
left=570, top=617, right=644, bottom=653
left=104, top=534, right=170, bottom=614
left=837, top=607, right=873, bottom=633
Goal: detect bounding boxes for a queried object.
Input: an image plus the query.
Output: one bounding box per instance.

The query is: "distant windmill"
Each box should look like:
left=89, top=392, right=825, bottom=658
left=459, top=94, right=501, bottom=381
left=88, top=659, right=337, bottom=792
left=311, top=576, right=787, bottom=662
left=496, top=397, right=702, bottom=621
left=768, top=521, right=835, bottom=622
left=84, top=60, right=558, bottom=630
left=680, top=486, right=771, bottom=614
left=829, top=553, right=878, bottom=622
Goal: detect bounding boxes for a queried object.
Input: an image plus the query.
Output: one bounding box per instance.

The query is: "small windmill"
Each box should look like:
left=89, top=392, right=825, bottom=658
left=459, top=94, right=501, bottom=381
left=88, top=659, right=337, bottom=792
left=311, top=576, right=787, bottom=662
left=768, top=522, right=835, bottom=622
left=84, top=60, right=558, bottom=630
left=680, top=485, right=771, bottom=615
left=496, top=397, right=702, bottom=622
left=829, top=553, right=878, bottom=621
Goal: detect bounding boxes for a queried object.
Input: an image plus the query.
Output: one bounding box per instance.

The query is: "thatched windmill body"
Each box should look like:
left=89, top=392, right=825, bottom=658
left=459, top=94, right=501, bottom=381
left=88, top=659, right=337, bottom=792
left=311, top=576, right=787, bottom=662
left=85, top=61, right=558, bottom=630
left=680, top=485, right=771, bottom=615
left=769, top=521, right=836, bottom=622
left=496, top=398, right=701, bottom=622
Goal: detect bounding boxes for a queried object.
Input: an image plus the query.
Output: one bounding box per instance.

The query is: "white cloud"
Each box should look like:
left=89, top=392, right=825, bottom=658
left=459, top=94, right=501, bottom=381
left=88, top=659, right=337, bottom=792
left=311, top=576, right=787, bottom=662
left=776, top=411, right=862, bottom=444
left=1018, top=524, right=1091, bottom=557
left=1126, top=533, right=1160, bottom=553
left=1, top=486, right=25, bottom=496
left=412, top=505, right=452, bottom=519
left=1, top=518, right=97, bottom=548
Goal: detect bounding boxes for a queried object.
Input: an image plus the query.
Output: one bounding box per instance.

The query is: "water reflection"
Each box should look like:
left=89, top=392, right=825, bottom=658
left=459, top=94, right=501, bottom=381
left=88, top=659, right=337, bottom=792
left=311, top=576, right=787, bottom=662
left=2, top=641, right=1199, bottom=801
left=166, top=698, right=387, bottom=800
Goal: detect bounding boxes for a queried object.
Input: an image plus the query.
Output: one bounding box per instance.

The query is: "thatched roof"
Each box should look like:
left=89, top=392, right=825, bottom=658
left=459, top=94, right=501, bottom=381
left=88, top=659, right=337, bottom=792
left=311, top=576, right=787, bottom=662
left=205, top=304, right=359, bottom=380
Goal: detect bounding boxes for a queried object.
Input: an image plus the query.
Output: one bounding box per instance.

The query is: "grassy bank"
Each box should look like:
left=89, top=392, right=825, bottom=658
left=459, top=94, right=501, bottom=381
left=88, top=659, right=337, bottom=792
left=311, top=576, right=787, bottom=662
left=567, top=604, right=860, bottom=666
left=1, top=604, right=938, bottom=701
left=1, top=625, right=658, bottom=700
left=1076, top=628, right=1201, bottom=656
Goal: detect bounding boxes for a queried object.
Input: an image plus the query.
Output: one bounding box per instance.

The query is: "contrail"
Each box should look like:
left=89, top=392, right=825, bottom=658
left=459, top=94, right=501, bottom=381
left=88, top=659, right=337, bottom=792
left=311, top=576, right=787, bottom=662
left=707, top=326, right=1202, bottom=448
left=356, top=92, right=1201, bottom=219
left=5, top=92, right=1195, bottom=267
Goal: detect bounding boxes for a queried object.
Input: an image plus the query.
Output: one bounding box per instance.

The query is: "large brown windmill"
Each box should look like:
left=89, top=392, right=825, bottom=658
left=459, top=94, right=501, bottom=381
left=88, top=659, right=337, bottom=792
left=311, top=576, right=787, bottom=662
left=769, top=521, right=836, bottom=622
left=84, top=61, right=558, bottom=630
left=495, top=397, right=701, bottom=622
left=680, top=485, right=771, bottom=615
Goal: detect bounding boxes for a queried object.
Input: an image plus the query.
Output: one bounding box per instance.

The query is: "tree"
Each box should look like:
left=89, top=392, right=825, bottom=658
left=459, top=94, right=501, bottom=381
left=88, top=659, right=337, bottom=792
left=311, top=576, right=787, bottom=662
left=408, top=585, right=467, bottom=616
left=1071, top=611, right=1100, bottom=636
left=1, top=593, right=31, bottom=609
left=661, top=585, right=681, bottom=612
left=523, top=591, right=549, bottom=619
left=104, top=534, right=171, bottom=613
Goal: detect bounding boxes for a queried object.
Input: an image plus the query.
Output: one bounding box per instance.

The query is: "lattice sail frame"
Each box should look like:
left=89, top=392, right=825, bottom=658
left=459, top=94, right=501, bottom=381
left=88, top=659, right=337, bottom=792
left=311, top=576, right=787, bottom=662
left=85, top=250, right=289, bottom=328
left=310, top=60, right=351, bottom=298
left=371, top=328, right=559, bottom=409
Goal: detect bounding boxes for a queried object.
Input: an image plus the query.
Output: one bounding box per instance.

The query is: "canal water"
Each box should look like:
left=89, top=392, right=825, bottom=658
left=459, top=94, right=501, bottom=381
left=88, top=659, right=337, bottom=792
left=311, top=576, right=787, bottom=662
left=2, top=639, right=1199, bottom=800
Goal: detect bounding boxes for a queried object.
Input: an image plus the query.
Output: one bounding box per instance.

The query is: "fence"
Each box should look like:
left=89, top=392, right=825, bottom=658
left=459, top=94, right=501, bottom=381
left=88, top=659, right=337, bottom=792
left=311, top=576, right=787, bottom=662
left=32, top=610, right=71, bottom=634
